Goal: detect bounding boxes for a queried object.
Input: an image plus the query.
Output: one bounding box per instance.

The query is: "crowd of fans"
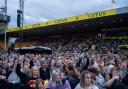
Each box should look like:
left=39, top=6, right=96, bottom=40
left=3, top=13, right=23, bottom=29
left=0, top=37, right=128, bottom=89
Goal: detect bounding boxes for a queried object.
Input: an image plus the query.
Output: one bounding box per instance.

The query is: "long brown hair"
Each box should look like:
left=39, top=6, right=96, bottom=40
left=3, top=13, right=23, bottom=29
left=80, top=71, right=91, bottom=88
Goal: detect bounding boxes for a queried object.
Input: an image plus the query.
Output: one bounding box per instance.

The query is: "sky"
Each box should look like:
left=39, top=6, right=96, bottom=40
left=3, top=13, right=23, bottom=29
left=1, top=0, right=128, bottom=27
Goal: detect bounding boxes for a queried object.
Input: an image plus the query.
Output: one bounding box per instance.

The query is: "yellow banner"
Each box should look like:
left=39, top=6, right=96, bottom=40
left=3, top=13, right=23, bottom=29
left=6, top=9, right=116, bottom=33
left=87, top=9, right=116, bottom=19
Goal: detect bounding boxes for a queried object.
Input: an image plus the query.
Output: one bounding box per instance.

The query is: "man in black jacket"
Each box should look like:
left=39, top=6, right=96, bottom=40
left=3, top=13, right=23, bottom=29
left=16, top=59, right=36, bottom=89
left=16, top=63, right=30, bottom=88
left=39, top=59, right=50, bottom=80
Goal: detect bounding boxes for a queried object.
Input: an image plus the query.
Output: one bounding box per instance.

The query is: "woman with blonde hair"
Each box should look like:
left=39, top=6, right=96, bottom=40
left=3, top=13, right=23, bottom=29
left=75, top=71, right=99, bottom=89
left=45, top=68, right=71, bottom=89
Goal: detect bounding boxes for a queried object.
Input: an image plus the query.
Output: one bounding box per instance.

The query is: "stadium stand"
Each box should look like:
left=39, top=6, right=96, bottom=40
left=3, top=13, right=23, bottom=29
left=0, top=6, right=128, bottom=89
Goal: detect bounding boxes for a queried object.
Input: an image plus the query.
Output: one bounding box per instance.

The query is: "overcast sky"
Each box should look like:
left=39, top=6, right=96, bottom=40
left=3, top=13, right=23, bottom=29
left=1, top=0, right=128, bottom=27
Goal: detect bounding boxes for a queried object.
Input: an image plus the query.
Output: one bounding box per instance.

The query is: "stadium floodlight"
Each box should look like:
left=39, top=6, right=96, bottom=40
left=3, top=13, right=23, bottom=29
left=0, top=0, right=8, bottom=51
left=17, top=9, right=23, bottom=14
left=17, top=10, right=23, bottom=27
left=4, top=0, right=7, bottom=51
left=18, top=0, right=25, bottom=47
left=0, top=7, right=5, bottom=13
left=112, top=0, right=116, bottom=3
